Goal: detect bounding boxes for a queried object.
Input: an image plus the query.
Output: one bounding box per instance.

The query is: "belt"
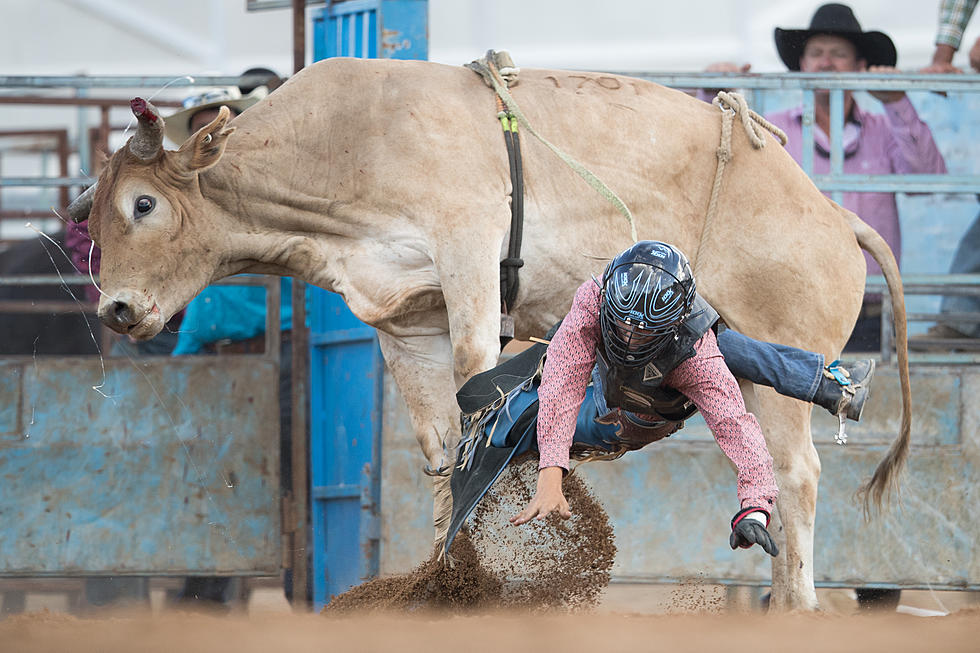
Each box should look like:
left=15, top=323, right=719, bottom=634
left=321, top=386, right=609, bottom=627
left=204, top=330, right=291, bottom=355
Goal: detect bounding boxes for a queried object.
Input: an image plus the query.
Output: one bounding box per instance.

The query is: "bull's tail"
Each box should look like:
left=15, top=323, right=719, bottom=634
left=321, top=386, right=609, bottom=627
left=840, top=205, right=912, bottom=516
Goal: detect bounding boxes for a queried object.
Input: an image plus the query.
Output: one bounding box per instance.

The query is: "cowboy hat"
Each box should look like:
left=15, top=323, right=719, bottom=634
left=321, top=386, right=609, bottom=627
left=774, top=3, right=897, bottom=71
left=163, top=85, right=268, bottom=145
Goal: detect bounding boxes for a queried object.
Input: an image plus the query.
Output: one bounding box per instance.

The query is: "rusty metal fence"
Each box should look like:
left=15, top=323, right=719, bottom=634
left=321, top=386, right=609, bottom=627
left=2, top=71, right=979, bottom=599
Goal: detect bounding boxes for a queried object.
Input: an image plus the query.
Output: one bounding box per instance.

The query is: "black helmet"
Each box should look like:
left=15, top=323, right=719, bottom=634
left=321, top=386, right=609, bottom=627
left=599, top=241, right=696, bottom=367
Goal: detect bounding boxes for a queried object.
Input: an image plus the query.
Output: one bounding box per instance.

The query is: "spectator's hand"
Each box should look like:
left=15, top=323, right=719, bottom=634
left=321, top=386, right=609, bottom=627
left=919, top=61, right=961, bottom=97
left=705, top=62, right=752, bottom=74
left=701, top=62, right=751, bottom=98
left=920, top=62, right=962, bottom=74
left=729, top=508, right=779, bottom=557
left=970, top=36, right=980, bottom=73
left=866, top=65, right=906, bottom=104
left=510, top=466, right=571, bottom=525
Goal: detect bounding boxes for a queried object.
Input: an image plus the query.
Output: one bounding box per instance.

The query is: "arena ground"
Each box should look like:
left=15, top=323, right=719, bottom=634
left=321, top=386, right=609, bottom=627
left=2, top=577, right=978, bottom=653
left=0, top=601, right=978, bottom=653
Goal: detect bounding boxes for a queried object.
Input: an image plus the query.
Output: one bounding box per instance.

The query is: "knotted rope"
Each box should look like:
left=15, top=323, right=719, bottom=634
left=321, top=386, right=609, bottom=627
left=468, top=50, right=638, bottom=243
left=694, top=91, right=787, bottom=272
left=712, top=91, right=786, bottom=149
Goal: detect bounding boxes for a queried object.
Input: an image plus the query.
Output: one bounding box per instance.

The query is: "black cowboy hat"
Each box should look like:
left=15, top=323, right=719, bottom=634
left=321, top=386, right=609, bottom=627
left=774, top=3, right=897, bottom=71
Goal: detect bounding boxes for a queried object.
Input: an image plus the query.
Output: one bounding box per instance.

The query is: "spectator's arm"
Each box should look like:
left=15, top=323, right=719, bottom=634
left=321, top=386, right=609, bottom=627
left=935, top=0, right=978, bottom=51
left=882, top=96, right=948, bottom=176
left=65, top=219, right=98, bottom=275
left=970, top=35, right=980, bottom=71
left=65, top=219, right=102, bottom=303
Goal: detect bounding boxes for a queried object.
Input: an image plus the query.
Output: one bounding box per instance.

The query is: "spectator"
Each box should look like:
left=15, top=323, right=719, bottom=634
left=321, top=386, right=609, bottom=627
left=701, top=3, right=949, bottom=612
left=924, top=0, right=980, bottom=341
left=703, top=3, right=948, bottom=352
left=928, top=0, right=980, bottom=73
left=163, top=88, right=268, bottom=147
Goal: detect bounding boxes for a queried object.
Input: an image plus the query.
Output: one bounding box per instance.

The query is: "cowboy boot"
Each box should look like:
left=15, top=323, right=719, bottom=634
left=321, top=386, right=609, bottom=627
left=812, top=359, right=876, bottom=422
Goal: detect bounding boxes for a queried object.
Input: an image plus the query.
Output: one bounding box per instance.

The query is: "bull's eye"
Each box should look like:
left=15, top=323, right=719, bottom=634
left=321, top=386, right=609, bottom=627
left=133, top=195, right=155, bottom=219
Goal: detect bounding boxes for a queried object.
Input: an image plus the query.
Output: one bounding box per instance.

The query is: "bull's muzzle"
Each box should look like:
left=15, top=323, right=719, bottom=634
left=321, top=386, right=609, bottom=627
left=97, top=289, right=164, bottom=339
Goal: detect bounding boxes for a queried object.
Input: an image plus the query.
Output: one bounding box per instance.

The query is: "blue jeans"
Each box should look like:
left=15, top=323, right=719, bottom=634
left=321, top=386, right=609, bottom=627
left=716, top=328, right=824, bottom=403
left=939, top=209, right=980, bottom=338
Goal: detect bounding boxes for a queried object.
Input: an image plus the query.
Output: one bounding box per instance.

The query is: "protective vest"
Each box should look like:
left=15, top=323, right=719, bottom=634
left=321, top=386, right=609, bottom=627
left=594, top=293, right=719, bottom=420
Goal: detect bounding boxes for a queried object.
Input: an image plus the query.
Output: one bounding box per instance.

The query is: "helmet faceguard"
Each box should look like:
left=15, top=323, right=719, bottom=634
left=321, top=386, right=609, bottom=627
left=599, top=241, right=696, bottom=367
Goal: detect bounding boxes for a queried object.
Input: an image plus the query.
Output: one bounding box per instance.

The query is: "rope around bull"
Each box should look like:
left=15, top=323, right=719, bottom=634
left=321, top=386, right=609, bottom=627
left=693, top=91, right=787, bottom=273
left=473, top=52, right=639, bottom=244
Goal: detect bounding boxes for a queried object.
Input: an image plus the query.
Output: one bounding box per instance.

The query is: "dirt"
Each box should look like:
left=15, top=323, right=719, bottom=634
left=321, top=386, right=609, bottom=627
left=2, top=609, right=979, bottom=653
left=326, top=458, right=616, bottom=614
left=667, top=575, right=728, bottom=614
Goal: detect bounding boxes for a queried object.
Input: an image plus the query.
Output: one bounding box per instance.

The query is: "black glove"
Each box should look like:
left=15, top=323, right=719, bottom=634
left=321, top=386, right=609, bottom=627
left=729, top=507, right=779, bottom=557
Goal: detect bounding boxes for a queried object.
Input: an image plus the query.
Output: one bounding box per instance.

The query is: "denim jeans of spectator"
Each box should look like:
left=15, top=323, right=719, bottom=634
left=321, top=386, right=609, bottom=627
left=717, top=328, right=824, bottom=403
left=938, top=208, right=980, bottom=338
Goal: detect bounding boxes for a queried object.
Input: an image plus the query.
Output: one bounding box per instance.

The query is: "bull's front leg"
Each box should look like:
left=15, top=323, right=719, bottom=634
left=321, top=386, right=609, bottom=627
left=377, top=330, right=462, bottom=551
left=756, top=387, right=821, bottom=612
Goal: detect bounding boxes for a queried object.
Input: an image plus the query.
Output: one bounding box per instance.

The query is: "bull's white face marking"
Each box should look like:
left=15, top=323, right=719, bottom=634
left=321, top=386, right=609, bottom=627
left=113, top=179, right=175, bottom=232
left=98, top=177, right=186, bottom=340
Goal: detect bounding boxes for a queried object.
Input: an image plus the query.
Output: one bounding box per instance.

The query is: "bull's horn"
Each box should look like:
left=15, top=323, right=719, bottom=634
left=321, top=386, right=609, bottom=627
left=67, top=183, right=96, bottom=223
left=128, top=97, right=164, bottom=160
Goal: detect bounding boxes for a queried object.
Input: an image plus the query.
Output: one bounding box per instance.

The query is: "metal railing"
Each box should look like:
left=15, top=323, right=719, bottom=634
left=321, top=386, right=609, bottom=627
left=0, top=75, right=276, bottom=206
left=3, top=71, right=980, bottom=363
left=619, top=71, right=980, bottom=364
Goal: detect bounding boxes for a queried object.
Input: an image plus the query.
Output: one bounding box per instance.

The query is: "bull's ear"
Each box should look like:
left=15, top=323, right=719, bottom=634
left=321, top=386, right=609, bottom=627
left=177, top=105, right=236, bottom=172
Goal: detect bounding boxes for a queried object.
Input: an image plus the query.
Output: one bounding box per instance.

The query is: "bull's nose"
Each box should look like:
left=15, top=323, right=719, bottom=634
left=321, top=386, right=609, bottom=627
left=98, top=289, right=149, bottom=332
left=106, top=300, right=138, bottom=327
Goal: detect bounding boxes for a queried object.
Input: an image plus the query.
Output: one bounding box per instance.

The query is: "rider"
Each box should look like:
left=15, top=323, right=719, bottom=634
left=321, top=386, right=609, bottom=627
left=449, top=240, right=874, bottom=557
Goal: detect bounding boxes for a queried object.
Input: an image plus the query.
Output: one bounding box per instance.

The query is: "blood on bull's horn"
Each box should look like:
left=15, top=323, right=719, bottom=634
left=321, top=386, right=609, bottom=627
left=128, top=97, right=164, bottom=161
left=67, top=183, right=96, bottom=223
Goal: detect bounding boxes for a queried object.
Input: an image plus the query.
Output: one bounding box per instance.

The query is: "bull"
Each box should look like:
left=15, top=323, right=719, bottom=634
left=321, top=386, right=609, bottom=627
left=67, top=57, right=910, bottom=611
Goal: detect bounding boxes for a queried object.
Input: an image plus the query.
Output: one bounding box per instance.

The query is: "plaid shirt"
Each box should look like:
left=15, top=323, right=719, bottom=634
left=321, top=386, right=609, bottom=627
left=937, top=0, right=978, bottom=49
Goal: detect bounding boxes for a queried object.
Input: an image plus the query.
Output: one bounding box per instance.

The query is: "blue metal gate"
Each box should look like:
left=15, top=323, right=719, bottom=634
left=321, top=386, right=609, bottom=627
left=307, top=293, right=385, bottom=605
left=312, top=0, right=428, bottom=60
left=308, top=0, right=428, bottom=608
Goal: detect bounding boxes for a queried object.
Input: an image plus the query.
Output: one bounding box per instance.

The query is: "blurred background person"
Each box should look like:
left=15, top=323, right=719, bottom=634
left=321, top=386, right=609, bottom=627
left=702, top=3, right=947, bottom=353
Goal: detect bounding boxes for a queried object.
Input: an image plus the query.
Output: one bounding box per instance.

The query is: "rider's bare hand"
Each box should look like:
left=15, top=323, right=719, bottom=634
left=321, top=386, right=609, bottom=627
left=510, top=466, right=571, bottom=525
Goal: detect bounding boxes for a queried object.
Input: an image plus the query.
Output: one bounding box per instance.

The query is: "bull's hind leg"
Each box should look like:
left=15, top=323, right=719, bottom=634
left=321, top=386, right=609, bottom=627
left=755, top=387, right=821, bottom=611
left=377, top=330, right=462, bottom=550
left=434, top=222, right=509, bottom=390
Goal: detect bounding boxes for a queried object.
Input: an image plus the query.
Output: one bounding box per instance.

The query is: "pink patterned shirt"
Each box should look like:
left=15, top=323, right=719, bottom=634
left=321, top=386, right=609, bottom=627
left=537, top=279, right=778, bottom=511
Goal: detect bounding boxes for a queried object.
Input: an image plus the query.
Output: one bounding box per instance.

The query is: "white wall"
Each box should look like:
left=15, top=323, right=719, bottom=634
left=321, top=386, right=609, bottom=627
left=428, top=0, right=962, bottom=72
left=1, top=0, right=971, bottom=77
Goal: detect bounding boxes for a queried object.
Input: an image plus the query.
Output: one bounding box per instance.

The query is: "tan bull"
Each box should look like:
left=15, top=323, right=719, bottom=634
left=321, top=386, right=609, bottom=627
left=68, top=57, right=910, bottom=612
